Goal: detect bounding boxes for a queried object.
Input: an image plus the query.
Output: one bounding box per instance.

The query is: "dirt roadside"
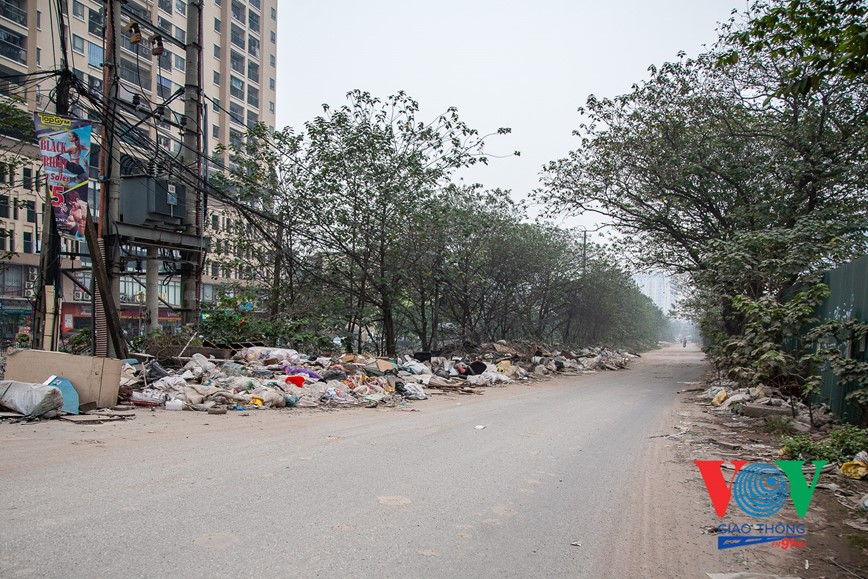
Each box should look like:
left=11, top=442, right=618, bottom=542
left=605, top=373, right=868, bottom=579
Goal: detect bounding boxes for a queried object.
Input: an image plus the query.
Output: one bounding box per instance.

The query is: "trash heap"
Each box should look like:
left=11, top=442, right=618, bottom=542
left=471, top=342, right=639, bottom=376
left=699, top=379, right=836, bottom=432
left=120, top=347, right=529, bottom=412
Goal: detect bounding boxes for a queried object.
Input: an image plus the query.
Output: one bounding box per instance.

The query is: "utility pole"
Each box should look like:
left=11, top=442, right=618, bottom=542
left=180, top=0, right=203, bottom=327
left=93, top=0, right=126, bottom=358
left=146, top=246, right=160, bottom=332
left=31, top=71, right=72, bottom=351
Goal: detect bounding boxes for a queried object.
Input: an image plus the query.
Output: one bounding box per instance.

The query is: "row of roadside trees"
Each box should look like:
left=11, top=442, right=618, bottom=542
left=537, top=0, right=868, bottom=410
left=209, top=91, right=668, bottom=355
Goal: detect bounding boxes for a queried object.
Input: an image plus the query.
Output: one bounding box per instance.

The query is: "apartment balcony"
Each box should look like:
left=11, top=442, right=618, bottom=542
left=0, top=0, right=26, bottom=28
left=0, top=25, right=25, bottom=65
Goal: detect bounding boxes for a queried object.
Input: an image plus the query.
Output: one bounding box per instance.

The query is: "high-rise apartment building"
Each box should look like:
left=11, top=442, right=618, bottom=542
left=632, top=271, right=680, bottom=318
left=0, top=0, right=277, bottom=343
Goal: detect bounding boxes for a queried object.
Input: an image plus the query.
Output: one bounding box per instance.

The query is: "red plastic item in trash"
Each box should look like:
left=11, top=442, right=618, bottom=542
left=285, top=376, right=305, bottom=387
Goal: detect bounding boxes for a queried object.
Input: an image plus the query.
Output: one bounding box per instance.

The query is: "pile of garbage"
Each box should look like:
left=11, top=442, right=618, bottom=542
left=120, top=348, right=533, bottom=412
left=699, top=379, right=836, bottom=432
left=472, top=342, right=638, bottom=376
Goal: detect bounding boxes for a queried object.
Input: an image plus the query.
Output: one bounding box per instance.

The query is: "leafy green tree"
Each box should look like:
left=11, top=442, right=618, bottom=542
left=220, top=91, right=510, bottom=355
left=538, top=0, right=867, bottom=396
left=722, top=0, right=868, bottom=96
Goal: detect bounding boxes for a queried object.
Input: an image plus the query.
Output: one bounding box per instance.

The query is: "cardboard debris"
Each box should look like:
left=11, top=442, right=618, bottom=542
left=5, top=350, right=121, bottom=410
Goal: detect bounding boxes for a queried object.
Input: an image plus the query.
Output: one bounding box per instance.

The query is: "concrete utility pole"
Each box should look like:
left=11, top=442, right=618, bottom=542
left=31, top=71, right=72, bottom=351
left=94, top=0, right=126, bottom=358
left=180, top=0, right=203, bottom=327
left=146, top=246, right=160, bottom=332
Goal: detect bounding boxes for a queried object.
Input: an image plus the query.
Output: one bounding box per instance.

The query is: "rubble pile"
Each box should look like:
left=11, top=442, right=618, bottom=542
left=699, top=379, right=836, bottom=432
left=117, top=341, right=637, bottom=413
left=120, top=348, right=532, bottom=412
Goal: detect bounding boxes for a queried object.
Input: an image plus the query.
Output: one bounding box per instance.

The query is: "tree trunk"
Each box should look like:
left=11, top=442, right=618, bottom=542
left=270, top=221, right=284, bottom=318
left=382, top=291, right=397, bottom=356
left=431, top=280, right=440, bottom=351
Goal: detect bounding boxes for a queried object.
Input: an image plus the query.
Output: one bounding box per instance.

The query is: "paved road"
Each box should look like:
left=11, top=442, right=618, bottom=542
left=0, top=345, right=706, bottom=578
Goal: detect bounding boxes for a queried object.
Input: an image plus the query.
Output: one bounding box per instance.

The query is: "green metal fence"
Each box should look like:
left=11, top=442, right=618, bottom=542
left=815, top=255, right=868, bottom=424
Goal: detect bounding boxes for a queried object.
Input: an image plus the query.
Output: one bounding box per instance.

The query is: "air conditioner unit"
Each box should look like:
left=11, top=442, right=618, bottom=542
left=25, top=281, right=35, bottom=290
left=73, top=290, right=87, bottom=301
left=24, top=288, right=35, bottom=298
left=28, top=269, right=38, bottom=281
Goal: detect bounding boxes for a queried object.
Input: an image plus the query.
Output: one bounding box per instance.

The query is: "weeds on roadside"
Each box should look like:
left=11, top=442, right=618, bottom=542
left=781, top=425, right=868, bottom=463
left=763, top=415, right=795, bottom=435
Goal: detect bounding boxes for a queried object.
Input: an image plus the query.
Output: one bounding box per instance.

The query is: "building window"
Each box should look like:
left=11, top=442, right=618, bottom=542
left=247, top=86, right=259, bottom=107
left=269, top=101, right=274, bottom=113
left=88, top=8, right=102, bottom=35
left=176, top=0, right=186, bottom=16
left=270, top=54, right=275, bottom=67
left=211, top=265, right=219, bottom=278
left=87, top=42, right=104, bottom=68
left=88, top=74, right=103, bottom=94
left=210, top=214, right=218, bottom=229
left=212, top=124, right=219, bottom=138
left=73, top=1, right=85, bottom=19
left=72, top=35, right=84, bottom=54
left=269, top=78, right=275, bottom=90
left=229, top=102, right=244, bottom=125
left=246, top=110, right=258, bottom=128
left=214, top=17, right=221, bottom=32
left=175, top=25, right=186, bottom=43
left=213, top=97, right=219, bottom=111
left=270, top=31, right=276, bottom=43
left=157, top=74, right=172, bottom=98
left=271, top=7, right=276, bottom=20
left=23, top=232, right=32, bottom=254
left=0, top=195, right=9, bottom=219
left=127, top=1, right=149, bottom=19
left=26, top=201, right=35, bottom=223
left=248, top=61, right=259, bottom=83
left=36, top=10, right=41, bottom=29
left=174, top=54, right=185, bottom=70
left=36, top=48, right=41, bottom=66
left=250, top=0, right=260, bottom=9
left=230, top=75, right=244, bottom=99
left=158, top=48, right=171, bottom=70
left=231, top=24, right=245, bottom=49
left=213, top=44, right=221, bottom=59
left=248, top=12, right=260, bottom=34
left=249, top=37, right=260, bottom=58
left=22, top=167, right=32, bottom=190
left=213, top=70, right=220, bottom=85
left=158, top=16, right=172, bottom=34
left=231, top=0, right=245, bottom=22
left=159, top=0, right=171, bottom=14
left=119, top=59, right=151, bottom=90
left=230, top=51, right=244, bottom=74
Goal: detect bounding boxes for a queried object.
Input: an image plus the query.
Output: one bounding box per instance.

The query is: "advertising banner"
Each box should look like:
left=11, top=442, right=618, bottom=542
left=32, top=113, right=93, bottom=238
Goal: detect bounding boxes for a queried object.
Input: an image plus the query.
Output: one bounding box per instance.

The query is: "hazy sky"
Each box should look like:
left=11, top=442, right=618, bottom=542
left=275, top=0, right=745, bottom=233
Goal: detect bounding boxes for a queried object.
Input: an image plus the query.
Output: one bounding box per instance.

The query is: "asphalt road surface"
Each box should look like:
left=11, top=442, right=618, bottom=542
left=1, top=345, right=707, bottom=578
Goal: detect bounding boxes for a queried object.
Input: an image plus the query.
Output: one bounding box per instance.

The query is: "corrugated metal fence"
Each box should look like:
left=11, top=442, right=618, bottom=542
left=815, top=255, right=868, bottom=424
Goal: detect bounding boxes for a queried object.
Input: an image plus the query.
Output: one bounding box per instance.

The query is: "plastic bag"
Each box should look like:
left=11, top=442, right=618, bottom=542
left=0, top=380, right=64, bottom=418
